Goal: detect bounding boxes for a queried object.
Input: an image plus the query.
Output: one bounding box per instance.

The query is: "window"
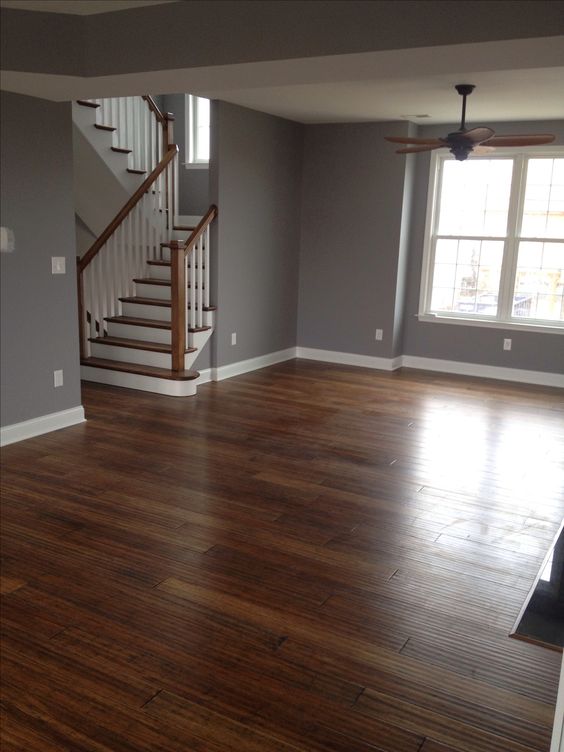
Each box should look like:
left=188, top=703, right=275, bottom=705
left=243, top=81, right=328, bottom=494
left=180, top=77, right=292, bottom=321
left=420, top=150, right=564, bottom=331
left=186, top=95, right=210, bottom=167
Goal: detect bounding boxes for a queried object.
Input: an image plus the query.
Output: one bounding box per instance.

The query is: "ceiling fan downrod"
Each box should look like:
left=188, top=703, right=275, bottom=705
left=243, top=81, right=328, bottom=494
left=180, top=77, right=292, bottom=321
left=455, top=84, right=475, bottom=131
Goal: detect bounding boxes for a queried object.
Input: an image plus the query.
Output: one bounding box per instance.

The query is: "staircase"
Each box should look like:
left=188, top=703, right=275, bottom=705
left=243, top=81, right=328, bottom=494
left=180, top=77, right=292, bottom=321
left=74, top=97, right=217, bottom=397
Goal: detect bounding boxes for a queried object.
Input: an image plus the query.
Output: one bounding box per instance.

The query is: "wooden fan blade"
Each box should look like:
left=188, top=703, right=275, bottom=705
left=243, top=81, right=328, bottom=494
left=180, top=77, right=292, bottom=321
left=463, top=127, right=495, bottom=143
left=484, top=134, right=556, bottom=147
left=385, top=136, right=443, bottom=145
left=396, top=144, right=446, bottom=154
left=472, top=145, right=496, bottom=155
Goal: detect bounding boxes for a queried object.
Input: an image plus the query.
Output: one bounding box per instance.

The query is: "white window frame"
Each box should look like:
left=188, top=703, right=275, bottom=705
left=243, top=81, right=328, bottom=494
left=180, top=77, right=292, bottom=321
left=185, top=94, right=209, bottom=169
left=418, top=146, right=564, bottom=334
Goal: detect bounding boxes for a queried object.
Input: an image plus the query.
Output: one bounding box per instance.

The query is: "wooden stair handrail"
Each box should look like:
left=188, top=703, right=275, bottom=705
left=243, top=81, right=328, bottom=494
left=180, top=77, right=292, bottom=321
left=169, top=204, right=218, bottom=371
left=183, top=205, right=218, bottom=254
left=142, top=95, right=166, bottom=126
left=142, top=95, right=174, bottom=150
left=79, top=145, right=179, bottom=274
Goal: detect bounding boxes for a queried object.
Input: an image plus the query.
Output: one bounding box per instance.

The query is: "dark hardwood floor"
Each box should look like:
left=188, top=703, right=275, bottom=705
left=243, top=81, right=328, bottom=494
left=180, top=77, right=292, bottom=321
left=1, top=360, right=563, bottom=751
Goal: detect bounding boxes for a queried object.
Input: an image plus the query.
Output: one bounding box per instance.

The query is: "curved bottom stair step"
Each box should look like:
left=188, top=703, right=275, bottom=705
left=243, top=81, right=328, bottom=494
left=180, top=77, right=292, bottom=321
left=80, top=357, right=200, bottom=381
left=89, top=335, right=196, bottom=354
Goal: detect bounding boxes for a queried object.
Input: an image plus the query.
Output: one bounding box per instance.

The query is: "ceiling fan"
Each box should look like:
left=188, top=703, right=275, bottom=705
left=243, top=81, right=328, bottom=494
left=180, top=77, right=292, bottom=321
left=385, top=84, right=555, bottom=161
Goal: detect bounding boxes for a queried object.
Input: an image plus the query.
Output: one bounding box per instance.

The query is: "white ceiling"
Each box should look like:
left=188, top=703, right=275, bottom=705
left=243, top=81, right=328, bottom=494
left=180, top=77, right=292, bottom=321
left=0, top=0, right=177, bottom=14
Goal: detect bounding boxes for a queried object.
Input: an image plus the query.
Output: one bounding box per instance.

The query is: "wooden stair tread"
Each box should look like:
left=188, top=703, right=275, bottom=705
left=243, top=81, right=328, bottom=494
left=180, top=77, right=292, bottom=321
left=104, top=315, right=171, bottom=330
left=111, top=146, right=132, bottom=154
left=94, top=123, right=116, bottom=132
left=133, top=277, right=171, bottom=286
left=89, top=335, right=195, bottom=354
left=119, top=296, right=216, bottom=312
left=127, top=168, right=147, bottom=175
left=81, top=357, right=199, bottom=381
left=148, top=260, right=206, bottom=269
left=120, top=296, right=171, bottom=307
left=189, top=326, right=212, bottom=333
left=77, top=100, right=100, bottom=108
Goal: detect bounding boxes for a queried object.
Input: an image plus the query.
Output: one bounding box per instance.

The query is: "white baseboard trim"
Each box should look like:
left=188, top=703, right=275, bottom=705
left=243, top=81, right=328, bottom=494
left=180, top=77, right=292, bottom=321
left=197, top=368, right=212, bottom=385
left=0, top=405, right=86, bottom=447
left=211, top=348, right=297, bottom=382
left=294, top=347, right=563, bottom=387
left=400, top=355, right=564, bottom=388
left=296, top=346, right=400, bottom=371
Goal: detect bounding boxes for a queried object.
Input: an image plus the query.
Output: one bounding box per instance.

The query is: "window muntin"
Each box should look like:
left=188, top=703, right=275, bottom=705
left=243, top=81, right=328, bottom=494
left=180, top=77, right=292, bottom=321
left=422, top=151, right=564, bottom=329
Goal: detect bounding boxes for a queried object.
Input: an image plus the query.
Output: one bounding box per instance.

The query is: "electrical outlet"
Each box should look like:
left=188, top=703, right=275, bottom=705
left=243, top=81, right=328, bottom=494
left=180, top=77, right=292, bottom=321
left=375, top=329, right=383, bottom=341
left=503, top=338, right=512, bottom=351
left=53, top=369, right=63, bottom=387
left=231, top=332, right=237, bottom=346
left=51, top=256, right=66, bottom=274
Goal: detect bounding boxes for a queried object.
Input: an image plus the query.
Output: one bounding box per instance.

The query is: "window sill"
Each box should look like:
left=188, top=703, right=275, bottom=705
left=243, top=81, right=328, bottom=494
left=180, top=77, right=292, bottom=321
left=417, top=313, right=564, bottom=335
left=183, top=162, right=209, bottom=170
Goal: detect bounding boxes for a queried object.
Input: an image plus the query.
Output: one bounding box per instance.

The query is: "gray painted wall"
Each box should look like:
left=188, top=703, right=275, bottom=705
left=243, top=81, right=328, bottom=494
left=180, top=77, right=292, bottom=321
left=210, top=101, right=302, bottom=368
left=162, top=93, right=209, bottom=216
left=1, top=92, right=82, bottom=427
left=297, top=121, right=411, bottom=359
left=402, top=119, right=564, bottom=374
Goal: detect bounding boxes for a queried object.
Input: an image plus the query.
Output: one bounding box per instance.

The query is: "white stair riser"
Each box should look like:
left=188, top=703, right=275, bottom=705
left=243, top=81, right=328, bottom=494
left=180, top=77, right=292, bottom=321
left=81, top=366, right=197, bottom=397
left=135, top=282, right=171, bottom=300
left=90, top=342, right=171, bottom=368
left=147, top=265, right=171, bottom=281
left=106, top=322, right=171, bottom=344
left=121, top=302, right=171, bottom=321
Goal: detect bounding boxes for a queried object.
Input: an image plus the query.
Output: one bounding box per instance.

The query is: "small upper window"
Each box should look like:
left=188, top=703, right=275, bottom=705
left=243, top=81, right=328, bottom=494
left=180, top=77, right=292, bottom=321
left=186, top=95, right=210, bottom=167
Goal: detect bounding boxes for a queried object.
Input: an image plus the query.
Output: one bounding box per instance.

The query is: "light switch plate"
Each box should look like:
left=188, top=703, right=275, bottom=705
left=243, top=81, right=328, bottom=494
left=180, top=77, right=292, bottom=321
left=52, top=256, right=66, bottom=274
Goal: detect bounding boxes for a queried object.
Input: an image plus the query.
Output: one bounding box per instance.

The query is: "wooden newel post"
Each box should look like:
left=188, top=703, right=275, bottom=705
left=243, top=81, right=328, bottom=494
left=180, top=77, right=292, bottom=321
left=164, top=113, right=175, bottom=152
left=170, top=241, right=186, bottom=372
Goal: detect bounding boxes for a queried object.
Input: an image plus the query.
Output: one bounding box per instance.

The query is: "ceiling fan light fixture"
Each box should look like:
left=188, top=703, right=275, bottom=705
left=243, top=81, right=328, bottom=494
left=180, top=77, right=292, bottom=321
left=385, top=85, right=555, bottom=159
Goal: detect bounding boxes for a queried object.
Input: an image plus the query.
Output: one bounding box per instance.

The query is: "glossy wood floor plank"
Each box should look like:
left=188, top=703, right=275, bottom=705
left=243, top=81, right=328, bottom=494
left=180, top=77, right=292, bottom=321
left=1, top=360, right=563, bottom=751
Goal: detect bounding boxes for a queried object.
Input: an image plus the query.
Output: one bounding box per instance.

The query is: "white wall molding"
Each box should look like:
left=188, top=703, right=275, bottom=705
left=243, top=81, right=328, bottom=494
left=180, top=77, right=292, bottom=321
left=296, top=347, right=399, bottom=371
left=211, top=348, right=296, bottom=382
left=400, top=355, right=564, bottom=388
left=196, top=368, right=212, bottom=385
left=0, top=406, right=86, bottom=447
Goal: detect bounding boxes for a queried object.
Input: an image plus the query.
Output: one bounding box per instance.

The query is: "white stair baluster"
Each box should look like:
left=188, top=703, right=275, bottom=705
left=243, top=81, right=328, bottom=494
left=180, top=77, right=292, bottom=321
left=185, top=251, right=189, bottom=351
left=174, top=153, right=179, bottom=227
left=145, top=106, right=151, bottom=174
left=125, top=213, right=133, bottom=297
left=134, top=97, right=141, bottom=169
left=107, top=235, right=116, bottom=319
left=139, top=101, right=146, bottom=172
left=140, top=193, right=147, bottom=266
left=84, top=269, right=93, bottom=352
left=197, top=237, right=203, bottom=328
left=204, top=225, right=210, bottom=309
left=189, top=248, right=196, bottom=330
left=150, top=112, right=156, bottom=172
